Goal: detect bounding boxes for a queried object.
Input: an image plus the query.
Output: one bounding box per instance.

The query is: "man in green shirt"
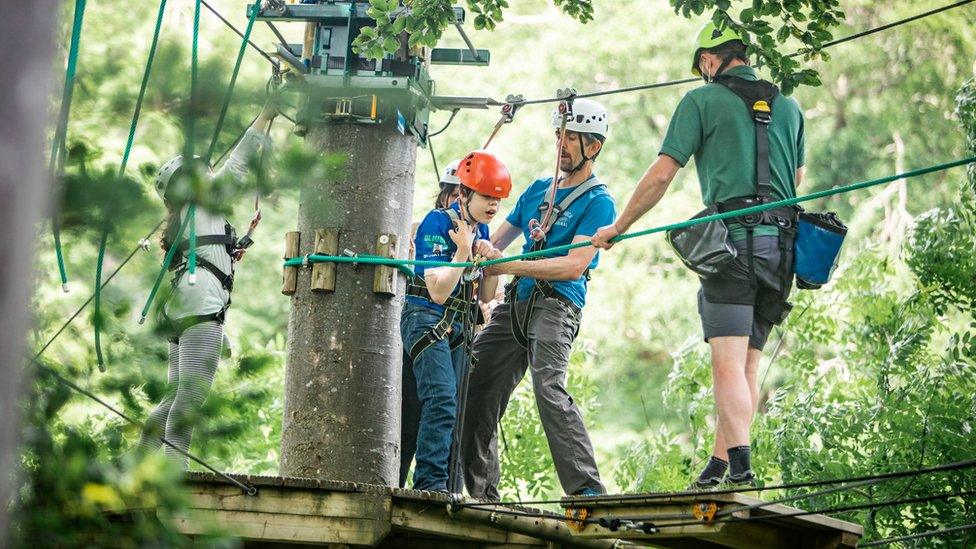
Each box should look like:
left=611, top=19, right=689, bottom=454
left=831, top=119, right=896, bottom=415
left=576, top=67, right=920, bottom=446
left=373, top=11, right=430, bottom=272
left=592, top=22, right=806, bottom=488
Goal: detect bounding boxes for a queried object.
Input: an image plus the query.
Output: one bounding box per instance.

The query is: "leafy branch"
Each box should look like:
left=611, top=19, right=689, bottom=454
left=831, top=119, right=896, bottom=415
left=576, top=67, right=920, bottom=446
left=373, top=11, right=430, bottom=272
left=352, top=0, right=594, bottom=61
left=672, top=0, right=846, bottom=94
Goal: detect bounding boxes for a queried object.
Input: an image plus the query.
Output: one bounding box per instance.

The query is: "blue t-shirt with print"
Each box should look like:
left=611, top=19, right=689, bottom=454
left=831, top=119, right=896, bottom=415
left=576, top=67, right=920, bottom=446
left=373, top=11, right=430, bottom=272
left=408, top=202, right=490, bottom=314
left=506, top=176, right=616, bottom=308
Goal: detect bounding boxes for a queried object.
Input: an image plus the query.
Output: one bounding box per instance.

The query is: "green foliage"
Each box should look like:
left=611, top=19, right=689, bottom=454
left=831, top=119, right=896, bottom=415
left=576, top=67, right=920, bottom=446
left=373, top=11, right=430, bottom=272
left=671, top=0, right=845, bottom=93
left=23, top=0, right=976, bottom=545
left=13, top=366, right=202, bottom=547
left=352, top=0, right=593, bottom=59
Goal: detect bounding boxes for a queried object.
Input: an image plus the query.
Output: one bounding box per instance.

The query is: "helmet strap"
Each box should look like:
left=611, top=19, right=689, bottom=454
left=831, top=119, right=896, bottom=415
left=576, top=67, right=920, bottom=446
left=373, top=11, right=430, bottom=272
left=703, top=51, right=738, bottom=83
left=460, top=193, right=478, bottom=227
left=566, top=136, right=592, bottom=174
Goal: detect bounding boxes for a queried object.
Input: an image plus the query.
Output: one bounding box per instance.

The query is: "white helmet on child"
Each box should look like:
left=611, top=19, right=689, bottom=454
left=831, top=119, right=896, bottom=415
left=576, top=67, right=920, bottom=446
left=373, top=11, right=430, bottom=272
left=551, top=98, right=609, bottom=141
left=154, top=154, right=200, bottom=201
left=440, top=159, right=461, bottom=186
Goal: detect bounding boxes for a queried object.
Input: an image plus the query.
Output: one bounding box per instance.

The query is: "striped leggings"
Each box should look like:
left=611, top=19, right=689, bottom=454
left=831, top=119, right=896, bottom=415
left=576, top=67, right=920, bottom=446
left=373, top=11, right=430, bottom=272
left=137, top=320, right=223, bottom=469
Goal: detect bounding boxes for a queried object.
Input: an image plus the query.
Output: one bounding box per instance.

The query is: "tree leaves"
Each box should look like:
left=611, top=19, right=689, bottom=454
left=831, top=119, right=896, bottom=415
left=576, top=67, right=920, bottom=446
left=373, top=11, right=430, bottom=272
left=353, top=0, right=590, bottom=58
left=672, top=0, right=845, bottom=94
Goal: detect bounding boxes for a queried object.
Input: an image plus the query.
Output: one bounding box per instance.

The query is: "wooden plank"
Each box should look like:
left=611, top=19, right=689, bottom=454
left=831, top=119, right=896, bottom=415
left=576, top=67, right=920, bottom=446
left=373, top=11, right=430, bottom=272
left=568, top=491, right=862, bottom=548
left=184, top=484, right=384, bottom=518
left=172, top=484, right=392, bottom=546
left=310, top=228, right=338, bottom=292
left=747, top=499, right=864, bottom=535
left=390, top=499, right=554, bottom=545
left=281, top=231, right=300, bottom=295
left=170, top=508, right=381, bottom=545
left=372, top=233, right=398, bottom=295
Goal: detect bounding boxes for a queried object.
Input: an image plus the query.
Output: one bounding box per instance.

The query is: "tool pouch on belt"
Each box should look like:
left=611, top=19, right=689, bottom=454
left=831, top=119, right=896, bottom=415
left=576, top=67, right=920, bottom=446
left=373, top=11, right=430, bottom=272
left=794, top=211, right=847, bottom=290
left=666, top=205, right=738, bottom=279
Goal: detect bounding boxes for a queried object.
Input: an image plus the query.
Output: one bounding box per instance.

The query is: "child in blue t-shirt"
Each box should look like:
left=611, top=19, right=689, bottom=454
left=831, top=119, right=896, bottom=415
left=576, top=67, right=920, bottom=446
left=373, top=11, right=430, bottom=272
left=400, top=150, right=511, bottom=493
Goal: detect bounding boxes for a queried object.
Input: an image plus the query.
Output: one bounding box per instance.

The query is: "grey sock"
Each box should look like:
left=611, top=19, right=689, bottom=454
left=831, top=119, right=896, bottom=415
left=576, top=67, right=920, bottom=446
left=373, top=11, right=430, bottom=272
left=727, top=445, right=752, bottom=478
left=697, top=456, right=728, bottom=483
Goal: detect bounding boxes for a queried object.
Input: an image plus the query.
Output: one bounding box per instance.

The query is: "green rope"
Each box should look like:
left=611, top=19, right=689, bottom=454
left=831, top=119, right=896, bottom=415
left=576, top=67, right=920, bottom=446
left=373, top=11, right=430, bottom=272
left=49, top=0, right=88, bottom=292
left=187, top=205, right=198, bottom=282
left=205, top=2, right=261, bottom=163
left=283, top=155, right=976, bottom=270
left=93, top=0, right=169, bottom=371
left=185, top=0, right=202, bottom=281
left=139, top=210, right=193, bottom=324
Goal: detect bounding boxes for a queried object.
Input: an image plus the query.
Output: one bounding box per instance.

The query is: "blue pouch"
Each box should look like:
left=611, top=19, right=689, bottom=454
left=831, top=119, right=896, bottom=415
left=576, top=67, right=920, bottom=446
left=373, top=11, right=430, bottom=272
left=794, top=211, right=847, bottom=289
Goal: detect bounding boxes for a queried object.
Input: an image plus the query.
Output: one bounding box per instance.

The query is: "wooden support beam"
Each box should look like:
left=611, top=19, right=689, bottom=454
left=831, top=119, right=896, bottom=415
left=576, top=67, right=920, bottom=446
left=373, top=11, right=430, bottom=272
left=311, top=228, right=339, bottom=292
left=372, top=233, right=398, bottom=295
left=281, top=231, right=300, bottom=296
left=561, top=492, right=862, bottom=549
left=172, top=474, right=630, bottom=547
left=170, top=483, right=391, bottom=546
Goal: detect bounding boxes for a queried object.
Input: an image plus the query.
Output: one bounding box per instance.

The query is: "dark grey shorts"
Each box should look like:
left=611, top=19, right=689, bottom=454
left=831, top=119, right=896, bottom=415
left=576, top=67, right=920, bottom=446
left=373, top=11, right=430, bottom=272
left=698, top=234, right=794, bottom=351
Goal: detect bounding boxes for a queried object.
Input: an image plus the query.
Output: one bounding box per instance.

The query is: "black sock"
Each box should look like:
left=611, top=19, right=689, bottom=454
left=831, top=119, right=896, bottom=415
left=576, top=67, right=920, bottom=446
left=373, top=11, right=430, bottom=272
left=697, top=456, right=728, bottom=482
left=727, top=446, right=752, bottom=478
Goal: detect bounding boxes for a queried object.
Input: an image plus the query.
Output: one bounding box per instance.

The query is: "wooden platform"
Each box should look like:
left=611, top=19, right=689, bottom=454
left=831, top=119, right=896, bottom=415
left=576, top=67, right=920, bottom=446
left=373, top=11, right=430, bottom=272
left=171, top=473, right=862, bottom=548
left=560, top=491, right=863, bottom=549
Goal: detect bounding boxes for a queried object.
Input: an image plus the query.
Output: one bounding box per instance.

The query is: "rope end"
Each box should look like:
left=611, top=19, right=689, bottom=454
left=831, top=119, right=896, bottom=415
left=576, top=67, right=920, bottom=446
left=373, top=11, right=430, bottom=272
left=138, top=315, right=147, bottom=325
left=62, top=283, right=70, bottom=293
left=188, top=273, right=197, bottom=285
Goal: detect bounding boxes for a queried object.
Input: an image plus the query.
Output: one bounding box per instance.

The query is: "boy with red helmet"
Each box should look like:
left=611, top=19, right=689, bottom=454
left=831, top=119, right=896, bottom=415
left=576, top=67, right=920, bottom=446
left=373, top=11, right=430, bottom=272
left=400, top=150, right=511, bottom=492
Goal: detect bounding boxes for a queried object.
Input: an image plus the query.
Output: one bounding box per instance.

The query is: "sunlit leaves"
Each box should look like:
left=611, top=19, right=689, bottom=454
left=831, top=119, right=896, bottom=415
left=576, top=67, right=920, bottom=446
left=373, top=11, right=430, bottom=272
left=672, top=0, right=844, bottom=93
left=352, top=0, right=591, bottom=59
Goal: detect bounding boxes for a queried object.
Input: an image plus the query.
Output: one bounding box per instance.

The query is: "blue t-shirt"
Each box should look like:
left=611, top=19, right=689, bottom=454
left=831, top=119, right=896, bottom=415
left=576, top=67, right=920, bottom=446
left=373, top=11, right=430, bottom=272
left=408, top=202, right=490, bottom=314
left=506, top=176, right=616, bottom=308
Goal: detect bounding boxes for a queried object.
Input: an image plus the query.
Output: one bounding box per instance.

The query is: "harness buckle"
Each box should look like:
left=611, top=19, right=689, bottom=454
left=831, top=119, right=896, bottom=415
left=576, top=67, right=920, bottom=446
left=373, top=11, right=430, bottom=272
left=236, top=235, right=254, bottom=249
left=753, top=100, right=772, bottom=125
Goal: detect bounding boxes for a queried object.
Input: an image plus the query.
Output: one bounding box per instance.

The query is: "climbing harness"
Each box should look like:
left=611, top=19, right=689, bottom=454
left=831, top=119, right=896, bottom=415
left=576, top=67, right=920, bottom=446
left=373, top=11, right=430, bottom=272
left=507, top=176, right=604, bottom=348
left=666, top=72, right=798, bottom=322
left=404, top=208, right=483, bottom=362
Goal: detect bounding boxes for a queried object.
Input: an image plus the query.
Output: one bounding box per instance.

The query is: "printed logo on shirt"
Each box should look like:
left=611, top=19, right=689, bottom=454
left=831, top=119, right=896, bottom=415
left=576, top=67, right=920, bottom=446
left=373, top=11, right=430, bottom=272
left=424, top=234, right=447, bottom=247
left=554, top=210, right=575, bottom=228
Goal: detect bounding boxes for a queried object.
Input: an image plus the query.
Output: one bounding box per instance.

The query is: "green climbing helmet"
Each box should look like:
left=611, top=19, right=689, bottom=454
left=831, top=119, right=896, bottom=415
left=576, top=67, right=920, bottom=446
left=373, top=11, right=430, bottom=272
left=691, top=21, right=746, bottom=76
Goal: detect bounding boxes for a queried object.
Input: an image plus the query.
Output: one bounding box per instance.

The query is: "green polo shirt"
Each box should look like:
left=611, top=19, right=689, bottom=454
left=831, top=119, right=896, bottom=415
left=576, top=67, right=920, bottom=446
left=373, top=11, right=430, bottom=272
left=659, top=65, right=805, bottom=240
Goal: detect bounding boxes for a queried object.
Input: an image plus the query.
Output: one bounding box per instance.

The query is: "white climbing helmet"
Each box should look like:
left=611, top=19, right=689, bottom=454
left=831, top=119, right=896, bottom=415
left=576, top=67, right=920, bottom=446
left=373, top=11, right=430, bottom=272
left=551, top=98, right=609, bottom=141
left=154, top=154, right=200, bottom=201
left=440, top=159, right=461, bottom=186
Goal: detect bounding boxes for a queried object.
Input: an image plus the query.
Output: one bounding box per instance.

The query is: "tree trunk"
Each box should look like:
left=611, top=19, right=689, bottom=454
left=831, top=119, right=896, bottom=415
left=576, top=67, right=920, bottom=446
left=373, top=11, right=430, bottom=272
left=280, top=124, right=415, bottom=485
left=0, top=0, right=58, bottom=541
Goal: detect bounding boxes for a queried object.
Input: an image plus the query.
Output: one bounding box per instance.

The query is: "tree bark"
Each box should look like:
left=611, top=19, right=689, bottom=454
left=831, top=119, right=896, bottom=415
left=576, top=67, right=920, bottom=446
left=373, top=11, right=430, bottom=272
left=0, top=0, right=58, bottom=541
left=280, top=124, right=415, bottom=485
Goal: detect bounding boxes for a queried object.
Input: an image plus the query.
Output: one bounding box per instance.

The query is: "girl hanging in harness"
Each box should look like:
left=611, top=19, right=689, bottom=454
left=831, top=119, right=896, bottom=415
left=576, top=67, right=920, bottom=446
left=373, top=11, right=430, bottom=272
left=136, top=103, right=277, bottom=467
left=400, top=150, right=511, bottom=492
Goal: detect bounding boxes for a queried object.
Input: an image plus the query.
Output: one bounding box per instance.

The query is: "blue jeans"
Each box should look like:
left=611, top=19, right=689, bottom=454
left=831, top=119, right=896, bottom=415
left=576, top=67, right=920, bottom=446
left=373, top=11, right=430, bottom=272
left=400, top=302, right=465, bottom=492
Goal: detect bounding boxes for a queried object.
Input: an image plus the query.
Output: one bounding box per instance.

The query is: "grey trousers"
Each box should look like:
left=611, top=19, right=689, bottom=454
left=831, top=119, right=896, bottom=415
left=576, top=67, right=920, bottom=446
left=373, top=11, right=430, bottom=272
left=460, top=297, right=604, bottom=500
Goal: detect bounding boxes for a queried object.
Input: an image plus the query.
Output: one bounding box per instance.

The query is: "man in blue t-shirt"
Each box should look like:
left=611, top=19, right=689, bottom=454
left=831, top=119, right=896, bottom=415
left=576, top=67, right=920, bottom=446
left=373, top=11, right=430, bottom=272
left=460, top=99, right=616, bottom=500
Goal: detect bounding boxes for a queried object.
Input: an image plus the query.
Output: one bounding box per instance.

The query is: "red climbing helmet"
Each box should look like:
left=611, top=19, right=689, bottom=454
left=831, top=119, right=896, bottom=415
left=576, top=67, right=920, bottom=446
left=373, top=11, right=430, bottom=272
left=457, top=149, right=512, bottom=199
